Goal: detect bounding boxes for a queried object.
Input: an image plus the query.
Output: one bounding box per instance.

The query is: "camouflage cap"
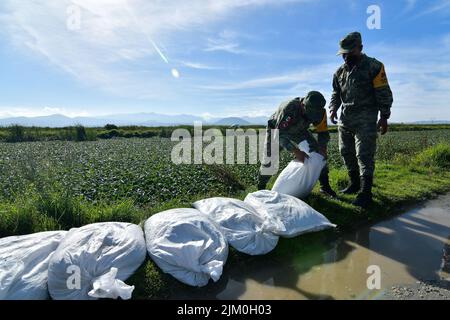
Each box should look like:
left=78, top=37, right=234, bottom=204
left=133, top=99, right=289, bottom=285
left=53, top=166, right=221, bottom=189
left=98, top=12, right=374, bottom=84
left=303, top=91, right=326, bottom=123
left=337, top=32, right=362, bottom=55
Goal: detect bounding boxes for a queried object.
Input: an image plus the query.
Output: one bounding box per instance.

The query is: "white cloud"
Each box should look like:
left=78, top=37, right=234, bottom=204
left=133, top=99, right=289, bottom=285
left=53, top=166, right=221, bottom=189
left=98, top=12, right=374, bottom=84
left=424, top=0, right=450, bottom=14
left=404, top=0, right=417, bottom=12
left=2, top=0, right=450, bottom=122
left=199, top=63, right=335, bottom=90
left=413, top=0, right=450, bottom=18
left=197, top=34, right=450, bottom=122
left=180, top=61, right=223, bottom=70
left=203, top=29, right=251, bottom=54
left=204, top=40, right=243, bottom=54
left=1, top=0, right=305, bottom=98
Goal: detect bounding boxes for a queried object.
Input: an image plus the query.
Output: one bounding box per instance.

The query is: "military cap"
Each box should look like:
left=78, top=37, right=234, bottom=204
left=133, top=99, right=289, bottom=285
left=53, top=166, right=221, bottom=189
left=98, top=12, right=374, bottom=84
left=303, top=91, right=326, bottom=123
left=337, top=32, right=362, bottom=55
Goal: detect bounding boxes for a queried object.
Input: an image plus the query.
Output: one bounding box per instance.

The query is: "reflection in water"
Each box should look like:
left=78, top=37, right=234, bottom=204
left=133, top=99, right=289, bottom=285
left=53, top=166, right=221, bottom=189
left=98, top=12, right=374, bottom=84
left=173, top=193, right=450, bottom=300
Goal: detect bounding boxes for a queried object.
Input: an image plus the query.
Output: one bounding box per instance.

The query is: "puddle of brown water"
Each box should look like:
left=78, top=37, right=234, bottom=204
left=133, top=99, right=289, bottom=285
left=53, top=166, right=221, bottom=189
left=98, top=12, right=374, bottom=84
left=173, top=193, right=450, bottom=300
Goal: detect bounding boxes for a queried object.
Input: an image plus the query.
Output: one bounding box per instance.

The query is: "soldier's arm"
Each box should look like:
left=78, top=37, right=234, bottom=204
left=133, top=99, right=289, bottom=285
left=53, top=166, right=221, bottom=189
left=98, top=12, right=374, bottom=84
left=329, top=73, right=342, bottom=113
left=373, top=63, right=393, bottom=119
left=312, top=110, right=330, bottom=150
left=279, top=132, right=298, bottom=152
left=276, top=101, right=301, bottom=152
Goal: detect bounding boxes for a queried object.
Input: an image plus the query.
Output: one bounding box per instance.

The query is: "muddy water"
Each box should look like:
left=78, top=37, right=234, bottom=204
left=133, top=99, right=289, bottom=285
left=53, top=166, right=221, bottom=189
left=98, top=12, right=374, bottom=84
left=175, top=193, right=450, bottom=300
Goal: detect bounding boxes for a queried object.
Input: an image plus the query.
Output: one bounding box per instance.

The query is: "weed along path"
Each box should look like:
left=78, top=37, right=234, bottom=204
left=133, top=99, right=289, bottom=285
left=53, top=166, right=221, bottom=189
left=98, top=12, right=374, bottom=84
left=168, top=192, right=450, bottom=300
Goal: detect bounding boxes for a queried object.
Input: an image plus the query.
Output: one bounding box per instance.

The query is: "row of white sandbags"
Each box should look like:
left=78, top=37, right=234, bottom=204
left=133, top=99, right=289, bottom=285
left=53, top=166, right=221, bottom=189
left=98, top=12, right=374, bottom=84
left=0, top=223, right=146, bottom=300
left=0, top=214, right=229, bottom=299
left=0, top=191, right=334, bottom=299
left=145, top=190, right=336, bottom=288
left=0, top=141, right=334, bottom=298
left=132, top=140, right=332, bottom=288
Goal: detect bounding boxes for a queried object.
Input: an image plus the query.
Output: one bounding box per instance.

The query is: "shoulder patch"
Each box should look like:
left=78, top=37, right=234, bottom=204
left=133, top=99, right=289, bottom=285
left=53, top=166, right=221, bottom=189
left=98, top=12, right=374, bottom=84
left=278, top=115, right=295, bottom=129
left=373, top=64, right=389, bottom=89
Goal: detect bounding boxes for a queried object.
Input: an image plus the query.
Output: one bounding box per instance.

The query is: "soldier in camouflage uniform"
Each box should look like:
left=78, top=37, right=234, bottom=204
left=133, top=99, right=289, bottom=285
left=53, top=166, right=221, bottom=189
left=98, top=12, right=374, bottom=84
left=258, top=91, right=337, bottom=198
left=329, top=32, right=393, bottom=208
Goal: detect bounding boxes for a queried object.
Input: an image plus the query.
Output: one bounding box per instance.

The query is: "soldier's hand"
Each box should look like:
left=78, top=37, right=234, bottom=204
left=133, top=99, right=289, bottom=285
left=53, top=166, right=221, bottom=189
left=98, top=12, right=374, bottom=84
left=293, top=149, right=309, bottom=163
left=330, top=109, right=338, bottom=124
left=377, top=118, right=388, bottom=135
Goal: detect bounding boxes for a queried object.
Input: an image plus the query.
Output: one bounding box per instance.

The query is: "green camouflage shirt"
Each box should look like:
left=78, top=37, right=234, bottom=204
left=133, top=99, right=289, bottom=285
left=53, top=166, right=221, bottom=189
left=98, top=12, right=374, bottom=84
left=267, top=97, right=329, bottom=153
left=329, top=54, right=393, bottom=129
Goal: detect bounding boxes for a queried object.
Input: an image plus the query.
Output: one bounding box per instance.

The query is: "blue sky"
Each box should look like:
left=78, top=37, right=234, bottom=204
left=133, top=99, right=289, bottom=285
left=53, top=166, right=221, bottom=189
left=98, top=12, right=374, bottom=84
left=0, top=0, right=449, bottom=122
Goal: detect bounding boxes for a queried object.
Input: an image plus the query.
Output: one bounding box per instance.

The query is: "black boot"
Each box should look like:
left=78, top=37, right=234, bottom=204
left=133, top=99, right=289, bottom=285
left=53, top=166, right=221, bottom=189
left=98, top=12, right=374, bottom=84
left=340, top=171, right=360, bottom=194
left=319, top=170, right=337, bottom=198
left=257, top=174, right=271, bottom=190
left=353, top=175, right=373, bottom=208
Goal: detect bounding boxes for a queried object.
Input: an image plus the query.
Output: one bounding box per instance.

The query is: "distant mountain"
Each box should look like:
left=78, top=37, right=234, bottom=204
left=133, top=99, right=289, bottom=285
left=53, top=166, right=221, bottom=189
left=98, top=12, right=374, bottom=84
left=4, top=113, right=446, bottom=128
left=0, top=113, right=269, bottom=127
left=98, top=112, right=204, bottom=126
left=0, top=114, right=81, bottom=127
left=213, top=117, right=251, bottom=126
left=411, top=120, right=450, bottom=124
left=241, top=116, right=268, bottom=125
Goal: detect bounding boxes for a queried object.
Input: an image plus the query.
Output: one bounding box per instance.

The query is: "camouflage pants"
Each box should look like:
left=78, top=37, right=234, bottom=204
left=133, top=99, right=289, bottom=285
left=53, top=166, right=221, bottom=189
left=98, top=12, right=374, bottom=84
left=338, top=125, right=377, bottom=177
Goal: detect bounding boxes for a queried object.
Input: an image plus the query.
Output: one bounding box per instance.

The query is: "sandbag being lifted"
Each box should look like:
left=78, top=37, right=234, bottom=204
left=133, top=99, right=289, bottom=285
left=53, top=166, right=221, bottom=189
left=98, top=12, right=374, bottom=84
left=193, top=197, right=284, bottom=255
left=144, top=208, right=228, bottom=287
left=272, top=140, right=326, bottom=199
left=245, top=190, right=336, bottom=238
left=47, top=222, right=146, bottom=300
left=0, top=231, right=67, bottom=300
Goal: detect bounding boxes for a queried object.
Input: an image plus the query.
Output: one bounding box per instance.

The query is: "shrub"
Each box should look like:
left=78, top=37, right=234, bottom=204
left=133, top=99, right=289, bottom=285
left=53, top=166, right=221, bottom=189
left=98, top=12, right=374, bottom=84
left=6, top=124, right=25, bottom=143
left=413, top=143, right=450, bottom=169
left=97, top=129, right=121, bottom=139
left=75, top=125, right=88, bottom=141
left=104, top=124, right=118, bottom=130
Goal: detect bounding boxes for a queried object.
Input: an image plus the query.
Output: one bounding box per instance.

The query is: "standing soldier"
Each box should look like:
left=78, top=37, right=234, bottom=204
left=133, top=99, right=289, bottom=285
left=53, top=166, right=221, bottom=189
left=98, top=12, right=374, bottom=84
left=329, top=32, right=393, bottom=208
left=257, top=91, right=336, bottom=198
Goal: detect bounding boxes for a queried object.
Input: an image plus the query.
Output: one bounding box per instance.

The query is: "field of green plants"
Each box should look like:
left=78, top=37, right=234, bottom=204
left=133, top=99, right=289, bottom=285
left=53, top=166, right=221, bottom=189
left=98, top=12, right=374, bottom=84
left=0, top=128, right=449, bottom=238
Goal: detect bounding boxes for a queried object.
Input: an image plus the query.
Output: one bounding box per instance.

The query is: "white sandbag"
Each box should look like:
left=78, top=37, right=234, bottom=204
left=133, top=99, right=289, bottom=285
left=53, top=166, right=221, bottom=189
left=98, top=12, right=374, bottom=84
left=144, top=208, right=228, bottom=287
left=272, top=140, right=326, bottom=199
left=0, top=231, right=67, bottom=300
left=193, top=197, right=284, bottom=255
left=47, top=222, right=146, bottom=300
left=244, top=190, right=336, bottom=238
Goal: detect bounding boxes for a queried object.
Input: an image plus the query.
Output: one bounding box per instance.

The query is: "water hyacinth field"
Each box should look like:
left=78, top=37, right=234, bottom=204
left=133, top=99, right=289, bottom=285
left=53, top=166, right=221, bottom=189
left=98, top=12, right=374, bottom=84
left=0, top=128, right=449, bottom=237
